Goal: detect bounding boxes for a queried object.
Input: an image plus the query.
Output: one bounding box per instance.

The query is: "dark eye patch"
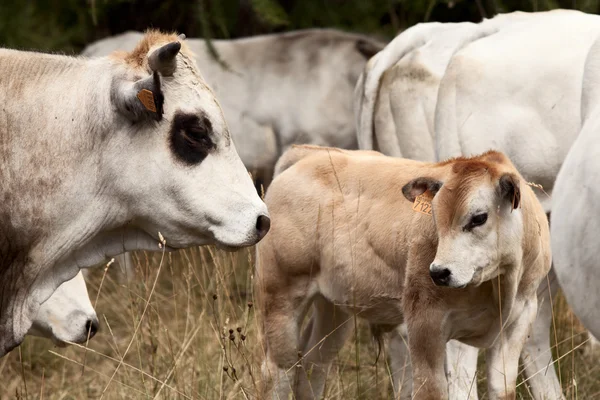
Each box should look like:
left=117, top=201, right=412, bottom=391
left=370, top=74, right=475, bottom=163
left=169, top=112, right=215, bottom=165
left=463, top=212, right=488, bottom=232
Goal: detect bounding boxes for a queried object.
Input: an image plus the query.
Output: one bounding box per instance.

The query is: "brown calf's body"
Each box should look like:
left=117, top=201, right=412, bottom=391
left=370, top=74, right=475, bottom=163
left=256, top=145, right=550, bottom=400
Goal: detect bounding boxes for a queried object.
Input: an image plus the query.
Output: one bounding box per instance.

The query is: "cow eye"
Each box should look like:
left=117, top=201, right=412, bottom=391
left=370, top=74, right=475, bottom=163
left=170, top=112, right=215, bottom=165
left=185, top=126, right=213, bottom=148
left=465, top=213, right=488, bottom=231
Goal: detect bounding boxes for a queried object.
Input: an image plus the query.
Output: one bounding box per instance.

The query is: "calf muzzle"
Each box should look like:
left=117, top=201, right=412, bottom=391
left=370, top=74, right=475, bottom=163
left=430, top=264, right=451, bottom=286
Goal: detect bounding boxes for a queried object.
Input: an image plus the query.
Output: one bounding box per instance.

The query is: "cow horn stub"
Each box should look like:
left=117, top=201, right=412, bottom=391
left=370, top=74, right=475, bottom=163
left=148, top=41, right=181, bottom=76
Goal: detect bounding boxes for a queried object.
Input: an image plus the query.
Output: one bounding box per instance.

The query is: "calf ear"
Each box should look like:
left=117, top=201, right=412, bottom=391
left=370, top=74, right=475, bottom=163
left=402, top=177, right=442, bottom=202
left=498, top=173, right=521, bottom=210
left=111, top=71, right=164, bottom=122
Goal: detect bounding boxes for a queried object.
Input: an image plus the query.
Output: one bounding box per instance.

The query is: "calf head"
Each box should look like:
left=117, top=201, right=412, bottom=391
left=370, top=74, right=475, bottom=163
left=107, top=30, right=270, bottom=249
left=403, top=152, right=523, bottom=288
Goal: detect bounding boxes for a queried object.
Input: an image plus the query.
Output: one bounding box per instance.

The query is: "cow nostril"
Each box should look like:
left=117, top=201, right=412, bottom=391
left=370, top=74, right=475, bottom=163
left=430, top=266, right=452, bottom=286
left=85, top=319, right=99, bottom=338
left=256, top=215, right=271, bottom=240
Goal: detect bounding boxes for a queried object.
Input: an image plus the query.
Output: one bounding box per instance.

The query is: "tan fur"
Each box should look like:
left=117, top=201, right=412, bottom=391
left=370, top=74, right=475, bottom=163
left=256, top=146, right=550, bottom=399
left=110, top=29, right=193, bottom=70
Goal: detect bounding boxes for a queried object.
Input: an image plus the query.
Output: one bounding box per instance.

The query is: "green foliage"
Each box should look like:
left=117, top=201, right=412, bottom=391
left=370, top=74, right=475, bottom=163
left=0, top=0, right=599, bottom=53
left=251, top=0, right=290, bottom=26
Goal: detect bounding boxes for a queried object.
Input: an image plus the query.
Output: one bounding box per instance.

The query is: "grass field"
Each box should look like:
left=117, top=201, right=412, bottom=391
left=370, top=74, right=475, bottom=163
left=1, top=246, right=598, bottom=399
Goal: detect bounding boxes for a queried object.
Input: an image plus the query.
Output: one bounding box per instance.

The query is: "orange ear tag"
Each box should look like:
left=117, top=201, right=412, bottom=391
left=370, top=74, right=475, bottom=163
left=137, top=89, right=157, bottom=112
left=412, top=192, right=433, bottom=216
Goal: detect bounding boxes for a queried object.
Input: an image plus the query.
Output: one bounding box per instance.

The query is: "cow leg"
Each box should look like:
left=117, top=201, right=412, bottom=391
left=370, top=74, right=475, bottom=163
left=519, top=270, right=565, bottom=400
left=486, top=297, right=538, bottom=400
left=295, top=295, right=353, bottom=399
left=446, top=340, right=479, bottom=400
left=388, top=324, right=413, bottom=399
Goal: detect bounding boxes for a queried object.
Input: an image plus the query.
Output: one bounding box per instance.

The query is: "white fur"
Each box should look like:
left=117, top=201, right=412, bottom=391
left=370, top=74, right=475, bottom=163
left=28, top=272, right=98, bottom=345
left=354, top=11, right=533, bottom=160
left=435, top=9, right=600, bottom=213
left=552, top=32, right=600, bottom=345
left=83, top=29, right=384, bottom=175
left=0, top=36, right=268, bottom=356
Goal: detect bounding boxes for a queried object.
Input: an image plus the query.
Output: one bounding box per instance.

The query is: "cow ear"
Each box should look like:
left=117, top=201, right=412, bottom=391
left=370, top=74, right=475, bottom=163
left=112, top=71, right=164, bottom=122
left=498, top=173, right=521, bottom=210
left=402, top=177, right=442, bottom=202
left=148, top=41, right=181, bottom=76
left=355, top=39, right=384, bottom=59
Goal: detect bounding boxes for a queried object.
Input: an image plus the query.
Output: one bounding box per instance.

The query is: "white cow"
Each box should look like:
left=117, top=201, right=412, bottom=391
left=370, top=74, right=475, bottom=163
left=354, top=11, right=533, bottom=161
left=0, top=30, right=269, bottom=357
left=29, top=272, right=99, bottom=346
left=551, top=32, right=600, bottom=353
left=435, top=9, right=600, bottom=213
left=82, top=29, right=385, bottom=186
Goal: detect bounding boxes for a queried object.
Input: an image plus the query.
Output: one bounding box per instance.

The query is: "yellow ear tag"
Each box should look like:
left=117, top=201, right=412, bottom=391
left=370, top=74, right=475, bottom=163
left=137, top=89, right=157, bottom=112
left=412, top=192, right=433, bottom=216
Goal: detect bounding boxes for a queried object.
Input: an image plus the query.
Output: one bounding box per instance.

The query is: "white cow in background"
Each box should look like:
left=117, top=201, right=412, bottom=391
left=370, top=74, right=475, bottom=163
left=551, top=32, right=600, bottom=353
left=29, top=272, right=99, bottom=346
left=83, top=29, right=385, bottom=187
left=0, top=30, right=269, bottom=357
left=354, top=11, right=533, bottom=161
left=435, top=9, right=600, bottom=213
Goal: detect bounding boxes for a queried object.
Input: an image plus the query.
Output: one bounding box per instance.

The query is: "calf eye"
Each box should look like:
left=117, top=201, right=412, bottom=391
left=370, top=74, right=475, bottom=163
left=465, top=213, right=488, bottom=231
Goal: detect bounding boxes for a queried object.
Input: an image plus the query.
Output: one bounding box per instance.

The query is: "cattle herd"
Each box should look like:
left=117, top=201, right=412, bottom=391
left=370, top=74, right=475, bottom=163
left=2, top=7, right=600, bottom=400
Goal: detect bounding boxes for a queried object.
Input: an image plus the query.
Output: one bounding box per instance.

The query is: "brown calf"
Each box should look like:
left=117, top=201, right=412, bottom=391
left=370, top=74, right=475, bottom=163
left=255, top=145, right=550, bottom=400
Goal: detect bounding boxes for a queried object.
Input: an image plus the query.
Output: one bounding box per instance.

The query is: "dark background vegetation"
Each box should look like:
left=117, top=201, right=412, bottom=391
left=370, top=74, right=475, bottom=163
left=1, top=0, right=600, bottom=54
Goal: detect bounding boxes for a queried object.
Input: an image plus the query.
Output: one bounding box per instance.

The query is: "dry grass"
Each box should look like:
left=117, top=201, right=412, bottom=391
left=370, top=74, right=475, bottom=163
left=1, top=246, right=598, bottom=399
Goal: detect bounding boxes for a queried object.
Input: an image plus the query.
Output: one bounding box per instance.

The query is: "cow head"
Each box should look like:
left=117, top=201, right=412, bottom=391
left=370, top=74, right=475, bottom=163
left=27, top=271, right=98, bottom=345
left=107, top=30, right=270, bottom=250
left=402, top=152, right=523, bottom=288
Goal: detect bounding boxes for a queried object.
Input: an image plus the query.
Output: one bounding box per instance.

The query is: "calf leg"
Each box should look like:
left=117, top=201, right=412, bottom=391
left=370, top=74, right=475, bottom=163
left=486, top=297, right=538, bottom=400
left=258, top=287, right=314, bottom=399
left=388, top=324, right=413, bottom=399
left=446, top=340, right=479, bottom=400
left=406, top=314, right=449, bottom=400
left=519, top=270, right=565, bottom=400
left=296, top=296, right=353, bottom=399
